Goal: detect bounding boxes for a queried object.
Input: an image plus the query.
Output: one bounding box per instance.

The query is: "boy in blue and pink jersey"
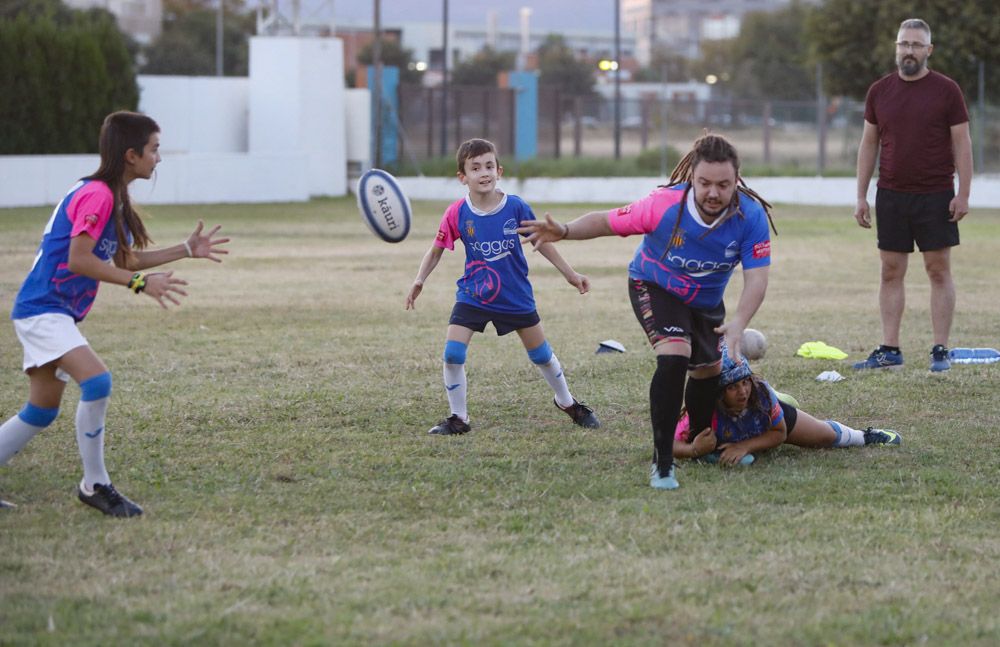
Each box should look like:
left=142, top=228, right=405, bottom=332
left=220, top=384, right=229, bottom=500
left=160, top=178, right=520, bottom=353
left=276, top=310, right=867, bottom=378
left=0, top=111, right=229, bottom=516
left=406, top=138, right=600, bottom=435
left=672, top=344, right=901, bottom=467
left=520, top=134, right=774, bottom=490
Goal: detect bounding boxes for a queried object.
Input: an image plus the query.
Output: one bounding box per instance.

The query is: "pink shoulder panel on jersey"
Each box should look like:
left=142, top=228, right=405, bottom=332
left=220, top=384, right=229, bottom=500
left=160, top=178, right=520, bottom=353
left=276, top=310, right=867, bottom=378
left=68, top=182, right=115, bottom=239
left=607, top=186, right=684, bottom=237
left=434, top=198, right=465, bottom=250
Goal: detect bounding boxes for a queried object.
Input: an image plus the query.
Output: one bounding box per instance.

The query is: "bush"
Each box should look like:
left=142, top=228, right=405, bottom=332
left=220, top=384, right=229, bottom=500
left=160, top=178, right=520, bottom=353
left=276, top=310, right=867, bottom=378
left=0, top=9, right=137, bottom=154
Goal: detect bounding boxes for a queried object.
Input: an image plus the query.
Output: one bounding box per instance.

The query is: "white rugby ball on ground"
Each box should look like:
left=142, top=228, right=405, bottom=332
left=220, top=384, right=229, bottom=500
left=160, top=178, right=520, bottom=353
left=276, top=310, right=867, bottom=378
left=356, top=168, right=412, bottom=243
left=741, top=328, right=768, bottom=361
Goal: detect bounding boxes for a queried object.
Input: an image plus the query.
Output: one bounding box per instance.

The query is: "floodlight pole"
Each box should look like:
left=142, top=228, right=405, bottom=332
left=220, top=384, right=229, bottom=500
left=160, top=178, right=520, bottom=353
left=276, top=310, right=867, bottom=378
left=440, top=0, right=450, bottom=157
left=977, top=59, right=985, bottom=170
left=215, top=0, right=223, bottom=76
left=373, top=0, right=383, bottom=168
left=613, top=0, right=621, bottom=160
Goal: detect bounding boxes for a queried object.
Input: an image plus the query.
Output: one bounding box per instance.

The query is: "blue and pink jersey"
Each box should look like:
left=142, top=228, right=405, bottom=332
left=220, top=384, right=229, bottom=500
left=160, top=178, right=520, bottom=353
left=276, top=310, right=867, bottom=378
left=434, top=193, right=537, bottom=314
left=12, top=180, right=126, bottom=323
left=675, top=380, right=784, bottom=444
left=607, top=183, right=771, bottom=309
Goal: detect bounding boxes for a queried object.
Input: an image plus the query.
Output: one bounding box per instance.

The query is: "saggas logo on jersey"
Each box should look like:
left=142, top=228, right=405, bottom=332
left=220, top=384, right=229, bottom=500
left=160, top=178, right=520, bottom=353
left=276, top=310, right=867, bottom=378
left=724, top=241, right=739, bottom=258
left=471, top=238, right=517, bottom=261
left=502, top=218, right=518, bottom=236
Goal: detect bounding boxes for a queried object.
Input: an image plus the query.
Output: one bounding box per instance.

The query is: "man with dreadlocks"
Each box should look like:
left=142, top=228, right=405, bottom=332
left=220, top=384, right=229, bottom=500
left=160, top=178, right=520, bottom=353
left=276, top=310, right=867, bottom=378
left=519, top=134, right=775, bottom=490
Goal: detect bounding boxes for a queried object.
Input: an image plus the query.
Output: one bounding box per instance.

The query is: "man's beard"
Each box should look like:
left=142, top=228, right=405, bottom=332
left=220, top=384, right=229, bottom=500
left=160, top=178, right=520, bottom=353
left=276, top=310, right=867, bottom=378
left=898, top=55, right=924, bottom=76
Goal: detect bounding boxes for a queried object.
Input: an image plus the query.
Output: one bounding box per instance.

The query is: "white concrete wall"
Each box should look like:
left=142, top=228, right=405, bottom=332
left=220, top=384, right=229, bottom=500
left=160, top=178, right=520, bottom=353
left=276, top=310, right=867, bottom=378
left=0, top=37, right=348, bottom=207
left=249, top=37, right=347, bottom=197
left=137, top=75, right=249, bottom=154
left=0, top=153, right=309, bottom=206
left=345, top=89, right=371, bottom=170
left=394, top=175, right=1000, bottom=208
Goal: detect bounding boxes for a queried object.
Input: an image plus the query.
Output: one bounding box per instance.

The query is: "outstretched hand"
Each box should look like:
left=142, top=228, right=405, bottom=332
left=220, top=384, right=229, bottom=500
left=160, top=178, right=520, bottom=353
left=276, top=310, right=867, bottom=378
left=143, top=271, right=188, bottom=309
left=517, top=213, right=567, bottom=251
left=186, top=220, right=230, bottom=262
left=715, top=322, right=744, bottom=360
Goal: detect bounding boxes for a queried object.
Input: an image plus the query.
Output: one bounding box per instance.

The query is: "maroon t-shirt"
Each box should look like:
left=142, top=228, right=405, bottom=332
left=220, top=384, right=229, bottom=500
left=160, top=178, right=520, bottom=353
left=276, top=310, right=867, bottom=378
left=864, top=70, right=969, bottom=193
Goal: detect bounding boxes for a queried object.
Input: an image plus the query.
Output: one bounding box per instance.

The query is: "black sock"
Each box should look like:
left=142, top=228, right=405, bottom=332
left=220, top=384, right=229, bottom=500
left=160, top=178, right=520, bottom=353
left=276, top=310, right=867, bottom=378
left=684, top=375, right=718, bottom=441
left=650, top=354, right=688, bottom=475
left=879, top=345, right=901, bottom=353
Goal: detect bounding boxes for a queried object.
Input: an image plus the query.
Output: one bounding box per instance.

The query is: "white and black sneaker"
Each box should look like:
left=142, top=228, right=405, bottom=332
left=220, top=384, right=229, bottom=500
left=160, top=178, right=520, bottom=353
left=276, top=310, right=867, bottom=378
left=0, top=497, right=15, bottom=510
left=78, top=482, right=143, bottom=518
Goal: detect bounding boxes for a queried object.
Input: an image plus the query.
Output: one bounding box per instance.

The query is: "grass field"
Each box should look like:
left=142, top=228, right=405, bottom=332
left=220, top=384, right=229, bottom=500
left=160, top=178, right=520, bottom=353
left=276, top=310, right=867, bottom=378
left=2, top=195, right=1000, bottom=645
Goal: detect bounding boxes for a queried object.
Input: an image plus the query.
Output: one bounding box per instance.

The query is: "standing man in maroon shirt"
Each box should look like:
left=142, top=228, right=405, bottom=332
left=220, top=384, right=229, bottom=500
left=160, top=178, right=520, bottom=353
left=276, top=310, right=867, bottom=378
left=853, top=18, right=973, bottom=373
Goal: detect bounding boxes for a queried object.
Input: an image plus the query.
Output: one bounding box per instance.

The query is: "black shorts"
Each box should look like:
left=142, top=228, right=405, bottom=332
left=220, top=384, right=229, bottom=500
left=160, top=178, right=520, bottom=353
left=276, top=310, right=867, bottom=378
left=628, top=279, right=724, bottom=368
left=875, top=188, right=960, bottom=253
left=778, top=400, right=798, bottom=434
left=448, top=302, right=540, bottom=336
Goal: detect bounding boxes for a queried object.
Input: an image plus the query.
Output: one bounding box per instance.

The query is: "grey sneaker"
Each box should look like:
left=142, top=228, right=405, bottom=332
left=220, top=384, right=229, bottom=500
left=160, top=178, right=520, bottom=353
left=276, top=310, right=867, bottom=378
left=863, top=428, right=902, bottom=446
left=0, top=498, right=16, bottom=509
left=853, top=347, right=904, bottom=370
left=930, top=345, right=951, bottom=373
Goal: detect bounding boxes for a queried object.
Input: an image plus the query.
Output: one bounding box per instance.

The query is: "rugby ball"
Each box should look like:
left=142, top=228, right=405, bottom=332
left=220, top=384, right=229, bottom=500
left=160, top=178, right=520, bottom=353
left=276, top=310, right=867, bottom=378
left=741, top=328, right=768, bottom=361
left=356, top=168, right=411, bottom=243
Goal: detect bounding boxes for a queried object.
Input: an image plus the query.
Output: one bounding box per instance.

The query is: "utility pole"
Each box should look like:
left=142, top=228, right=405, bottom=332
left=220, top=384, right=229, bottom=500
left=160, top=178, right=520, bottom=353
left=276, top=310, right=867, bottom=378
left=373, top=0, right=382, bottom=168
left=614, top=0, right=621, bottom=160
left=440, top=0, right=449, bottom=157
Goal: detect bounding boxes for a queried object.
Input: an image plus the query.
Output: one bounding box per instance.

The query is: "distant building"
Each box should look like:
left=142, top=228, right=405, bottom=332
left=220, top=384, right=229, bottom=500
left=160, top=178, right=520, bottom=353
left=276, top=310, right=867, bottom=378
left=64, top=0, right=163, bottom=45
left=335, top=20, right=636, bottom=85
left=623, top=0, right=815, bottom=64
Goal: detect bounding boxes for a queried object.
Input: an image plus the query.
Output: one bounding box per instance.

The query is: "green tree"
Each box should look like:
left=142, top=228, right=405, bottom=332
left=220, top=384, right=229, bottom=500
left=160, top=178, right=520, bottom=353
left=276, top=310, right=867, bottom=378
left=451, top=46, right=516, bottom=86
left=142, top=0, right=253, bottom=76
left=633, top=49, right=690, bottom=83
left=0, top=7, right=138, bottom=154
left=357, top=39, right=424, bottom=84
left=691, top=1, right=815, bottom=100
left=808, top=0, right=1000, bottom=102
left=537, top=34, right=595, bottom=96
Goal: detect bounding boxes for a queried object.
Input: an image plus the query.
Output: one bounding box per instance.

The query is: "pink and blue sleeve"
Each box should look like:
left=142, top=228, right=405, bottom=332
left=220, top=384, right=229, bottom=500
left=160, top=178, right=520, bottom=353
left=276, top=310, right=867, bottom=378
left=67, top=183, right=114, bottom=239
left=606, top=188, right=680, bottom=237
left=434, top=200, right=463, bottom=251
left=740, top=208, right=772, bottom=270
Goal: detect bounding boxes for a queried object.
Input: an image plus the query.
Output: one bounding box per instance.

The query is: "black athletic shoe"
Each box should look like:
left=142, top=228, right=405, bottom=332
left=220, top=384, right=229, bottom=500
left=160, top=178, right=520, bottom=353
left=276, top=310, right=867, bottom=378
left=428, top=414, right=471, bottom=436
left=556, top=398, right=601, bottom=428
left=77, top=482, right=143, bottom=518
left=0, top=498, right=16, bottom=509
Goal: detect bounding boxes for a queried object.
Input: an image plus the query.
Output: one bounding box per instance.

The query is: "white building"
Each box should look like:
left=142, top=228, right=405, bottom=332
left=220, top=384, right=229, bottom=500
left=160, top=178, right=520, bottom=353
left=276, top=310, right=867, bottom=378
left=623, top=0, right=816, bottom=64
left=63, top=0, right=163, bottom=45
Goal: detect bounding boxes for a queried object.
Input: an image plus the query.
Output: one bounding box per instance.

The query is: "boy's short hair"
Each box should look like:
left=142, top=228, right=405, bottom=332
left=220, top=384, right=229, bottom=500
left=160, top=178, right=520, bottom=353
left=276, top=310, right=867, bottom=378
left=456, top=138, right=499, bottom=174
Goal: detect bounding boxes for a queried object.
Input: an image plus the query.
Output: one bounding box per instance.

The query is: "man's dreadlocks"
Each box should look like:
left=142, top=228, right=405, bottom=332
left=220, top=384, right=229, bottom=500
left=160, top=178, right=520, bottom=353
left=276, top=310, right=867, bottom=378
left=661, top=134, right=776, bottom=257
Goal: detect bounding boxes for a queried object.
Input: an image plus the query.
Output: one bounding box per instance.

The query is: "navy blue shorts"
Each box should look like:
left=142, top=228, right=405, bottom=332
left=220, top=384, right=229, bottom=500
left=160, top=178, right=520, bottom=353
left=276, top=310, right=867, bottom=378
left=778, top=400, right=798, bottom=433
left=449, top=302, right=540, bottom=336
left=875, top=188, right=960, bottom=253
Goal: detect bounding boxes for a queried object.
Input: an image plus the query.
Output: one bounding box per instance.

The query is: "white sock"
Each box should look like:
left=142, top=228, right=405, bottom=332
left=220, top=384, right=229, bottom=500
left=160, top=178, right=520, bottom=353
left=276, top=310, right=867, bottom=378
left=75, top=397, right=111, bottom=488
left=537, top=355, right=574, bottom=408
left=828, top=420, right=865, bottom=447
left=0, top=414, right=45, bottom=465
left=443, top=363, right=468, bottom=421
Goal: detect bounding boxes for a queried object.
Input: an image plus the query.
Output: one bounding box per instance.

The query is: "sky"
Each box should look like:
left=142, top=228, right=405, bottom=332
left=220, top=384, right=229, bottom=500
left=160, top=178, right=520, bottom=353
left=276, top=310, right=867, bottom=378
left=304, top=1, right=615, bottom=33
